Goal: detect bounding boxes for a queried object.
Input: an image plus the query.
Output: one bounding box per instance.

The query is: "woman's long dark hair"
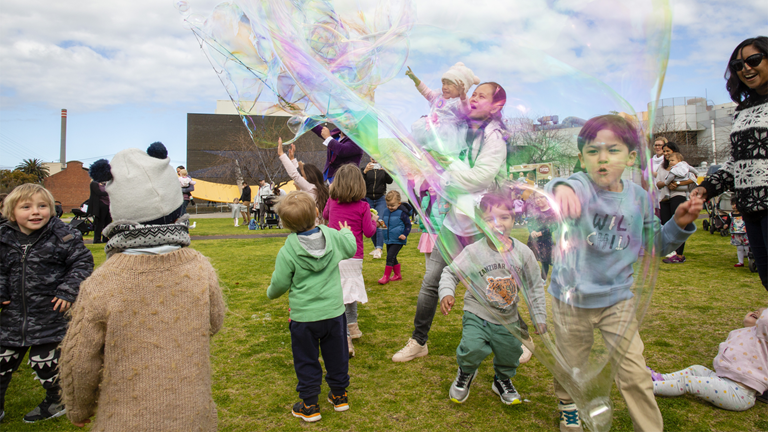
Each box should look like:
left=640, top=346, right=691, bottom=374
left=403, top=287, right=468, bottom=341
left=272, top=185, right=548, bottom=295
left=661, top=142, right=681, bottom=170
left=476, top=82, right=507, bottom=123
left=725, top=36, right=768, bottom=106
left=302, top=164, right=329, bottom=217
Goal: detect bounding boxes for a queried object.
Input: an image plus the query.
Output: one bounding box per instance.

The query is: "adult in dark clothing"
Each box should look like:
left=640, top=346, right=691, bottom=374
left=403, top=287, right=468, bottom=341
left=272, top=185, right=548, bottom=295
left=240, top=181, right=252, bottom=225
left=87, top=180, right=111, bottom=244
left=362, top=158, right=393, bottom=258
left=311, top=125, right=364, bottom=183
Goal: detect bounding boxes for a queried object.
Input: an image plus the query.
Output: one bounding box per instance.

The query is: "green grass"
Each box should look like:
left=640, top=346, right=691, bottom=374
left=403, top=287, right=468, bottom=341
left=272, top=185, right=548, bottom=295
left=3, top=223, right=766, bottom=431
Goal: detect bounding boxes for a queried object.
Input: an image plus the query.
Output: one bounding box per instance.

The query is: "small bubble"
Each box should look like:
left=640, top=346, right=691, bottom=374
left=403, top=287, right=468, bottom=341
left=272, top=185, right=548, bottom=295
left=176, top=1, right=189, bottom=12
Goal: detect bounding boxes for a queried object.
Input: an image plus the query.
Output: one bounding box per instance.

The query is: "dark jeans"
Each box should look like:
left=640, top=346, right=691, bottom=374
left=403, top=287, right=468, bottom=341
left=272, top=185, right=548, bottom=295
left=290, top=314, right=349, bottom=404
left=659, top=196, right=687, bottom=256
left=743, top=212, right=768, bottom=291
left=412, top=230, right=484, bottom=345
left=365, top=196, right=387, bottom=249
left=386, top=244, right=403, bottom=266
left=0, top=342, right=62, bottom=404
left=93, top=214, right=112, bottom=244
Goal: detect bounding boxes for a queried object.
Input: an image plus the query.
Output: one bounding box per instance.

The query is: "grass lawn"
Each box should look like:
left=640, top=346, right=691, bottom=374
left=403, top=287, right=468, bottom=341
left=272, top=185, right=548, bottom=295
left=3, top=224, right=766, bottom=431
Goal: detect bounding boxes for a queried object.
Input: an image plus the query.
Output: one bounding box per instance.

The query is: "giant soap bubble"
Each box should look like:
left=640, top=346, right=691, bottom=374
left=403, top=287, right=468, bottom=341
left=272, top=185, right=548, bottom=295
left=179, top=1, right=671, bottom=430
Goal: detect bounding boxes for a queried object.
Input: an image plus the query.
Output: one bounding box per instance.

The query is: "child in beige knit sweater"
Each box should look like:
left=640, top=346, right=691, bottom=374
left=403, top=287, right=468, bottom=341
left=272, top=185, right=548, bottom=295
left=59, top=143, right=226, bottom=431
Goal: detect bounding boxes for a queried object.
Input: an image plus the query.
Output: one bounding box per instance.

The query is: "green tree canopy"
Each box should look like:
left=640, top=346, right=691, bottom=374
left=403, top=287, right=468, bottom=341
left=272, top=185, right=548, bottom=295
left=14, top=158, right=50, bottom=183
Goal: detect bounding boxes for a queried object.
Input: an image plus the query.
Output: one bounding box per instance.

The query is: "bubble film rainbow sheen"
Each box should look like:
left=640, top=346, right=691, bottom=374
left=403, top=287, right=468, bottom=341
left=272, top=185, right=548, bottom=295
left=179, top=1, right=671, bottom=430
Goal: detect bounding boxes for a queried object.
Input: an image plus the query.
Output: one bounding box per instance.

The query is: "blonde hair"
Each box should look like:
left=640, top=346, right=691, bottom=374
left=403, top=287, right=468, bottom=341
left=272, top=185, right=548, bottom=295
left=329, top=164, right=366, bottom=203
left=671, top=152, right=684, bottom=162
left=385, top=190, right=401, bottom=205
left=178, top=169, right=188, bottom=176
left=274, top=191, right=316, bottom=233
left=3, top=184, right=55, bottom=223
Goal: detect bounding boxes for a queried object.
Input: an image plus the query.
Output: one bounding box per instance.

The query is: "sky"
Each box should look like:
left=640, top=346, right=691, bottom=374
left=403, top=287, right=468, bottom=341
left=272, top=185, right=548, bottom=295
left=1, top=0, right=767, bottom=170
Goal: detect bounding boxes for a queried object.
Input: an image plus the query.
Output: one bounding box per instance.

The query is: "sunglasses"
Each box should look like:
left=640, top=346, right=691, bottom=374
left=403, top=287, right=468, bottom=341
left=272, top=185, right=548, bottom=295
left=730, top=53, right=766, bottom=72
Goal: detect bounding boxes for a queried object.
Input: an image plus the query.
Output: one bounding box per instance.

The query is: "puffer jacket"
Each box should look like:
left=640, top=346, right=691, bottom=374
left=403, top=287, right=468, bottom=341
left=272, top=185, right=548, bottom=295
left=382, top=203, right=413, bottom=245
left=362, top=168, right=393, bottom=200
left=0, top=217, right=94, bottom=347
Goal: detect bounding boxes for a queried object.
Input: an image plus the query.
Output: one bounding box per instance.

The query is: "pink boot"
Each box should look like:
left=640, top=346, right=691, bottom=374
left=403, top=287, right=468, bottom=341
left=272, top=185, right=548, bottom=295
left=379, top=266, right=393, bottom=284
left=390, top=264, right=402, bottom=281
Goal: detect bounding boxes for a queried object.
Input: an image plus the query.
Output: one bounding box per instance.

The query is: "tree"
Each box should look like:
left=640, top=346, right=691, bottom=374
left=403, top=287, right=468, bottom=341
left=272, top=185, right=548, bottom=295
left=14, top=159, right=50, bottom=183
left=650, top=115, right=730, bottom=168
left=504, top=117, right=581, bottom=175
left=0, top=170, right=38, bottom=194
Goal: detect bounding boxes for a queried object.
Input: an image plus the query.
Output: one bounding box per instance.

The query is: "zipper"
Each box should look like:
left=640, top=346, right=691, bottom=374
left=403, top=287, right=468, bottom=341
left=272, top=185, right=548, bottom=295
left=16, top=225, right=51, bottom=346
left=372, top=171, right=378, bottom=199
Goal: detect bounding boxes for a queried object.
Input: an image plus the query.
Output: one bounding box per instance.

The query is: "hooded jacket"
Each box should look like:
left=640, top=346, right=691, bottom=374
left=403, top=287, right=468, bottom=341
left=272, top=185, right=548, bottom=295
left=266, top=225, right=356, bottom=322
left=0, top=217, right=94, bottom=347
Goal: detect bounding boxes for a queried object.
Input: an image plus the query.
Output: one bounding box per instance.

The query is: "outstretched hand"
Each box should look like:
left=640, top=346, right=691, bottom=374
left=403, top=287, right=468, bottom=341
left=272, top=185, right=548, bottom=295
left=276, top=137, right=284, bottom=156
left=553, top=185, right=581, bottom=219
left=690, top=186, right=708, bottom=201
left=440, top=295, right=455, bottom=315
left=405, top=66, right=420, bottom=86
left=289, top=144, right=295, bottom=160
left=674, top=195, right=704, bottom=228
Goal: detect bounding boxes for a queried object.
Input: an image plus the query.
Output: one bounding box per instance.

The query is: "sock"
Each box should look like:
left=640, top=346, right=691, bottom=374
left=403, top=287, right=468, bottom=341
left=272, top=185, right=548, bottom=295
left=304, top=396, right=319, bottom=406
left=737, top=246, right=745, bottom=264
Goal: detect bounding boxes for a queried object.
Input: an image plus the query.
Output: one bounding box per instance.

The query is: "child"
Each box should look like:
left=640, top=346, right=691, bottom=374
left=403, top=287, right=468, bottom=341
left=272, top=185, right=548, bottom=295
left=378, top=190, right=412, bottom=284
left=730, top=205, right=750, bottom=267
left=277, top=138, right=330, bottom=226
left=178, top=168, right=196, bottom=214
left=178, top=168, right=196, bottom=189
left=526, top=191, right=557, bottom=279
left=228, top=197, right=246, bottom=227
left=406, top=62, right=480, bottom=165
left=322, top=164, right=378, bottom=356
left=548, top=115, right=703, bottom=431
left=513, top=194, right=525, bottom=225
left=648, top=307, right=767, bottom=411
left=662, top=152, right=698, bottom=198
left=59, top=143, right=225, bottom=430
left=438, top=191, right=546, bottom=405
left=417, top=185, right=445, bottom=267
left=0, top=184, right=93, bottom=423
left=267, top=191, right=357, bottom=422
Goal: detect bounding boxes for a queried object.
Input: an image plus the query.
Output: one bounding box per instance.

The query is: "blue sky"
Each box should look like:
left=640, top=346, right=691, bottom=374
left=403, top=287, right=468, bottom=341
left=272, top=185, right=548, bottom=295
left=1, top=0, right=766, bottom=170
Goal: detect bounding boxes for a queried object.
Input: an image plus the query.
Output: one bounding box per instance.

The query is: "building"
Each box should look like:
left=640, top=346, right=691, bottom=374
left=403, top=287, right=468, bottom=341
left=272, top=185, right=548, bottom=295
left=42, top=161, right=91, bottom=211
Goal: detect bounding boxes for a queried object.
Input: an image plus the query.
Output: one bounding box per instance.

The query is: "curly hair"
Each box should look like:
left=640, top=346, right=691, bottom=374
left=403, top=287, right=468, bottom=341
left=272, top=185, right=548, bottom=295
left=725, top=36, right=768, bottom=106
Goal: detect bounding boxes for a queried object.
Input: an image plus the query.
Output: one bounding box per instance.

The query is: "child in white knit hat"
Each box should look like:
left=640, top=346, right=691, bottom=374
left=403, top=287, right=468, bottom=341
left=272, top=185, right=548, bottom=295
left=58, top=142, right=226, bottom=431
left=406, top=62, right=481, bottom=167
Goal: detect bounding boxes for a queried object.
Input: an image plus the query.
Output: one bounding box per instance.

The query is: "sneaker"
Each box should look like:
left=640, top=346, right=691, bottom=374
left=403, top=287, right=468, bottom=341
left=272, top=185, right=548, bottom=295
left=348, top=322, right=363, bottom=339
left=369, top=250, right=376, bottom=256
left=492, top=376, right=522, bottom=405
left=0, top=410, right=4, bottom=422
left=449, top=367, right=478, bottom=403
left=663, top=254, right=685, bottom=264
left=647, top=366, right=664, bottom=382
left=348, top=336, right=355, bottom=358
left=23, top=396, right=66, bottom=423
left=392, top=338, right=428, bottom=362
left=559, top=402, right=583, bottom=432
left=734, top=263, right=745, bottom=267
left=372, top=249, right=382, bottom=259
left=756, top=390, right=768, bottom=404
left=327, top=391, right=350, bottom=412
left=292, top=401, right=321, bottom=422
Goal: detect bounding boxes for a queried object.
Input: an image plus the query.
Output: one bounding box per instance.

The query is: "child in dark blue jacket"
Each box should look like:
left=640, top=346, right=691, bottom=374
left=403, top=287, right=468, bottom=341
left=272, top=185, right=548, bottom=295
left=378, top=191, right=412, bottom=284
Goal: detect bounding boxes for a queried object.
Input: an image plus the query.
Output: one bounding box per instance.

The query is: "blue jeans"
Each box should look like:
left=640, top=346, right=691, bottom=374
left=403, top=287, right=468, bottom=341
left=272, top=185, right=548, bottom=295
left=365, top=196, right=387, bottom=249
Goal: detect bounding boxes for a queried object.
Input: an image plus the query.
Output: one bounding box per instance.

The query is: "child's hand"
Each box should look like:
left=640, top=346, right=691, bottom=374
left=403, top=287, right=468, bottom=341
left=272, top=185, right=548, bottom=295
left=289, top=144, right=296, bottom=160
left=554, top=185, right=581, bottom=219
left=531, top=231, right=542, bottom=238
left=405, top=66, right=420, bottom=86
left=673, top=196, right=704, bottom=228
left=276, top=137, right=284, bottom=156
left=458, top=81, right=466, bottom=100
left=52, top=297, right=71, bottom=313
left=398, top=234, right=406, bottom=240
left=339, top=221, right=351, bottom=231
left=440, top=295, right=455, bottom=315
left=534, top=323, right=547, bottom=335
left=72, top=419, right=91, bottom=428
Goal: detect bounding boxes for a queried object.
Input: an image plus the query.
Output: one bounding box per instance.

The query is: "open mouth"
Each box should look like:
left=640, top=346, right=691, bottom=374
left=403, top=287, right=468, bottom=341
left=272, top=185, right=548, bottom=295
left=743, top=72, right=758, bottom=80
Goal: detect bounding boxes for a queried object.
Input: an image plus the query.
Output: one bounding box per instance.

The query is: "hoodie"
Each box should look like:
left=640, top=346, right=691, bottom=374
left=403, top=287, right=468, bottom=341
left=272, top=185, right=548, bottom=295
left=266, top=225, right=356, bottom=322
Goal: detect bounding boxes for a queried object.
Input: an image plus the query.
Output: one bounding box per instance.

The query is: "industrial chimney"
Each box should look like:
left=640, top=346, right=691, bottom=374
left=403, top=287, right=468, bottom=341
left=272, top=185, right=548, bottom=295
left=60, top=109, right=67, bottom=169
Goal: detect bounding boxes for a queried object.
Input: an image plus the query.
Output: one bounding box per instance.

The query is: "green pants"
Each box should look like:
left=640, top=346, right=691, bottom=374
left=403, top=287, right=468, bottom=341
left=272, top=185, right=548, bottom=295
left=456, top=311, right=523, bottom=381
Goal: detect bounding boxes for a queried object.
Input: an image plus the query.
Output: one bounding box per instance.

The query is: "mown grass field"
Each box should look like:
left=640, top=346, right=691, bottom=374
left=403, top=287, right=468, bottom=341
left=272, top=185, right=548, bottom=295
left=3, top=222, right=767, bottom=432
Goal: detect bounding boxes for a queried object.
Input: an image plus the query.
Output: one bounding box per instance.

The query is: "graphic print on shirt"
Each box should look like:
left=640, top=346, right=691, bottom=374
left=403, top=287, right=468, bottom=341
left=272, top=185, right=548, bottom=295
left=586, top=212, right=636, bottom=251
left=485, top=275, right=518, bottom=309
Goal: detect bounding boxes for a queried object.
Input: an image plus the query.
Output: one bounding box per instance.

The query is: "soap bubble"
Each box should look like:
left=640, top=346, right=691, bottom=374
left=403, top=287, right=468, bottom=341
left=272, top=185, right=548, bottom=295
left=180, top=1, right=671, bottom=430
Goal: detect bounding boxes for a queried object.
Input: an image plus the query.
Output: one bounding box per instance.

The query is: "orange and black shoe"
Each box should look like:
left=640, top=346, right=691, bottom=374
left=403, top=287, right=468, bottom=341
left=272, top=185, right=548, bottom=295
left=327, top=390, right=350, bottom=412
left=292, top=401, right=321, bottom=422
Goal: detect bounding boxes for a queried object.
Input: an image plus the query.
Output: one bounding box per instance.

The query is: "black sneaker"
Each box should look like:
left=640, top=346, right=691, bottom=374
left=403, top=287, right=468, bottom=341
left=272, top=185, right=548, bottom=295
left=327, top=391, right=350, bottom=412
left=757, top=390, right=768, bottom=404
left=23, top=396, right=66, bottom=423
left=292, top=401, right=321, bottom=422
left=492, top=376, right=522, bottom=405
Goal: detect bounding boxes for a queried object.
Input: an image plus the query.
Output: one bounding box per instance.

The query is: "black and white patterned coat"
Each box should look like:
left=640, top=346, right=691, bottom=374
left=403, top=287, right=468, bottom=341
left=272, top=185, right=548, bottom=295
left=701, top=97, right=768, bottom=215
left=0, top=217, right=94, bottom=347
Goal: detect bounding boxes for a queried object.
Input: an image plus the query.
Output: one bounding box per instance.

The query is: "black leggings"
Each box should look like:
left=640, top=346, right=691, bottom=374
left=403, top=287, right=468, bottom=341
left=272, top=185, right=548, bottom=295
left=0, top=342, right=62, bottom=403
left=386, top=244, right=403, bottom=266
left=659, top=196, right=687, bottom=256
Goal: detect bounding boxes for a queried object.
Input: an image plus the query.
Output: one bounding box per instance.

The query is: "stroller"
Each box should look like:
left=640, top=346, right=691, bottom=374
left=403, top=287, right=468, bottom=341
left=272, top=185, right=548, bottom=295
left=702, top=191, right=732, bottom=236
left=259, top=195, right=281, bottom=229
left=69, top=204, right=94, bottom=236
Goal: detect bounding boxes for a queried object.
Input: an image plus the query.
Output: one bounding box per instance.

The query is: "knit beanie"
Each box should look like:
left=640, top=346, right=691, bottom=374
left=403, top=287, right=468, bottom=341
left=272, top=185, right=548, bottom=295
left=442, top=62, right=480, bottom=94
left=89, top=142, right=183, bottom=223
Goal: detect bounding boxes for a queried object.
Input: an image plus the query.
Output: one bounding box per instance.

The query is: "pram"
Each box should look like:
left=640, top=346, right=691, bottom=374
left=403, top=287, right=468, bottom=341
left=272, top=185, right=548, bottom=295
left=259, top=195, right=281, bottom=229
left=69, top=207, right=94, bottom=236
left=702, top=191, right=732, bottom=236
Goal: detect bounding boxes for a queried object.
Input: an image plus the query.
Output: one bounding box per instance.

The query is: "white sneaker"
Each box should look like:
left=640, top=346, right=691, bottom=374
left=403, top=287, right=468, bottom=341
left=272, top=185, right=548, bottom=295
left=392, top=338, right=428, bottom=362
left=372, top=249, right=382, bottom=259
left=369, top=250, right=376, bottom=256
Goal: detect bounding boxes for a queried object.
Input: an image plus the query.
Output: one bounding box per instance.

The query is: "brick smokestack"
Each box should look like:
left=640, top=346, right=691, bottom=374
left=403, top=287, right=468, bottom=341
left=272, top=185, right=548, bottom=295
left=60, top=109, right=67, bottom=169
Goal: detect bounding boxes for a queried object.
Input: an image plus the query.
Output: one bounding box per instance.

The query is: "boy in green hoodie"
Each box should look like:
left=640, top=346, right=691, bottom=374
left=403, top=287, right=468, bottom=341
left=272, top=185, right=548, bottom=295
left=267, top=191, right=357, bottom=422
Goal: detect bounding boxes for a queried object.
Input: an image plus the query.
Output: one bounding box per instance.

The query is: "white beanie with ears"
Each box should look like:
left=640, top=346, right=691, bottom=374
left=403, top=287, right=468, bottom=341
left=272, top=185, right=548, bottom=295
left=442, top=62, right=480, bottom=95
